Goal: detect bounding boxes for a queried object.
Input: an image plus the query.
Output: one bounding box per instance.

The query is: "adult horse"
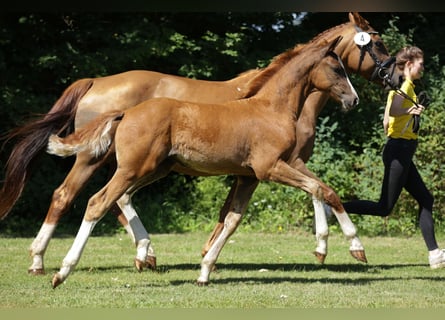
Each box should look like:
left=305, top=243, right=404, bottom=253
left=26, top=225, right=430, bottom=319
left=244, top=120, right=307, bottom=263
left=47, top=36, right=359, bottom=288
left=0, top=12, right=398, bottom=275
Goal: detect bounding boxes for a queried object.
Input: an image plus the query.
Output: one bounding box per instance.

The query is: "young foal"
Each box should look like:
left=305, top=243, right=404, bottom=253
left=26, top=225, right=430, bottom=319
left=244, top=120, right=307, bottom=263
left=47, top=37, right=359, bottom=287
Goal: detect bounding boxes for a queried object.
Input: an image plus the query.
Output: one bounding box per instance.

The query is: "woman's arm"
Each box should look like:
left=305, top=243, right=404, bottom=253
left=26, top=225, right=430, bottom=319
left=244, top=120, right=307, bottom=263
left=389, top=93, right=424, bottom=116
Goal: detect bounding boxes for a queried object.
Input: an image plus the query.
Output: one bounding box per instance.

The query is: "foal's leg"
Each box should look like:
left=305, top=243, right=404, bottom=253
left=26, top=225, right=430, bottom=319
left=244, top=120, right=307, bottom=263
left=268, top=159, right=367, bottom=263
left=201, top=178, right=241, bottom=257
left=28, top=151, right=156, bottom=275
left=52, top=151, right=173, bottom=289
left=290, top=158, right=367, bottom=263
left=51, top=168, right=138, bottom=288
left=116, top=193, right=156, bottom=271
left=200, top=176, right=332, bottom=264
left=197, top=176, right=259, bottom=285
left=107, top=162, right=157, bottom=270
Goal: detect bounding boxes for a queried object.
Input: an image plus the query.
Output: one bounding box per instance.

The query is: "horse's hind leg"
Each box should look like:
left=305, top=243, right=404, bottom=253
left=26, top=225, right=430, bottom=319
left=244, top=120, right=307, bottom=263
left=28, top=151, right=104, bottom=275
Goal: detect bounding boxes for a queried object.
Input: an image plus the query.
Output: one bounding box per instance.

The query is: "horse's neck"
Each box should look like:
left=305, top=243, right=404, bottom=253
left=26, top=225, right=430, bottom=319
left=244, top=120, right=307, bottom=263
left=252, top=59, right=312, bottom=115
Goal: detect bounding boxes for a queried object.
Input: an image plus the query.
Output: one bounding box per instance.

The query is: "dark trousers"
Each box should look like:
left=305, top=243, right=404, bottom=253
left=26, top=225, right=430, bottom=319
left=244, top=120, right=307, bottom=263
left=343, top=138, right=437, bottom=251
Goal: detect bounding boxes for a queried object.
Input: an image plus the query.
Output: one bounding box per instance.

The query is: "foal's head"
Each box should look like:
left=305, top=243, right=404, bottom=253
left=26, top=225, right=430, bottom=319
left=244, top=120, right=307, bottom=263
left=311, top=36, right=359, bottom=112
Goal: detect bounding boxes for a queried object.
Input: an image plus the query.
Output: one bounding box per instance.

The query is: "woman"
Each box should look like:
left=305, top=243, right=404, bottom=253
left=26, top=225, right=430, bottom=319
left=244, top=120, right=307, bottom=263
left=343, top=46, right=445, bottom=269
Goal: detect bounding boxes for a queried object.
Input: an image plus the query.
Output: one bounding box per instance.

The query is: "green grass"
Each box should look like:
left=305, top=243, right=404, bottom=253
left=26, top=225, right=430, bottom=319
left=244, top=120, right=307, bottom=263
left=1, top=231, right=445, bottom=308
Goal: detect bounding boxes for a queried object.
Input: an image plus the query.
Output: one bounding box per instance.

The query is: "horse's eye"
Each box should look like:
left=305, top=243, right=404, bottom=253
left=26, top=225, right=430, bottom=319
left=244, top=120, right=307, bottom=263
left=373, top=41, right=388, bottom=53
left=334, top=67, right=346, bottom=77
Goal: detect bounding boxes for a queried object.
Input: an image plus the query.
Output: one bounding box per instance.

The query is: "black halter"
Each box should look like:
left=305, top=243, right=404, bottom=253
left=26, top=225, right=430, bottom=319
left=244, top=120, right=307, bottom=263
left=353, top=25, right=397, bottom=85
left=354, top=26, right=430, bottom=134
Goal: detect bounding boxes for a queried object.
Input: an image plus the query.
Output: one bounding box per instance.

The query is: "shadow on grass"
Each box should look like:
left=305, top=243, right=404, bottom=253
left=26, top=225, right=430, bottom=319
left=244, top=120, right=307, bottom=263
left=156, top=262, right=425, bottom=273
left=64, top=261, right=428, bottom=274
left=169, top=274, right=445, bottom=286
left=57, top=261, right=445, bottom=287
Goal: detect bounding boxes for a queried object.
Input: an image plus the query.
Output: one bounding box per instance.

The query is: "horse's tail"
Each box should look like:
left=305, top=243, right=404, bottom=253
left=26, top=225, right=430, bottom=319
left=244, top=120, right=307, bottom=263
left=0, top=78, right=94, bottom=220
left=47, top=110, right=124, bottom=159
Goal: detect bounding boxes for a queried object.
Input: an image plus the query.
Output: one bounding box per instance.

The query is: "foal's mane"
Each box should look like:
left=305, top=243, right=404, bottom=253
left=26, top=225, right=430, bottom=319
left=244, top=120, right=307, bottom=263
left=244, top=21, right=354, bottom=98
left=244, top=43, right=307, bottom=98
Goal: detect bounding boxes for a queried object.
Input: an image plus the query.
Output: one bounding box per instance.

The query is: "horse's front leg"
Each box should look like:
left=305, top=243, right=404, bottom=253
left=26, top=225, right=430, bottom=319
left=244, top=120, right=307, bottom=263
left=197, top=176, right=259, bottom=285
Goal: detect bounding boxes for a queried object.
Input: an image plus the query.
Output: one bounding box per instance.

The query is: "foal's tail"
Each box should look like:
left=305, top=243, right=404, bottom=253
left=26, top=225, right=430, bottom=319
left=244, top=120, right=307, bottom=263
left=47, top=110, right=124, bottom=159
left=0, top=79, right=94, bottom=220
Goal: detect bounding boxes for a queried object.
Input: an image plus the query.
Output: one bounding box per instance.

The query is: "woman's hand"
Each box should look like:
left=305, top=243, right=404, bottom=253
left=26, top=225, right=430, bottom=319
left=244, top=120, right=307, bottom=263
left=407, top=104, right=425, bottom=115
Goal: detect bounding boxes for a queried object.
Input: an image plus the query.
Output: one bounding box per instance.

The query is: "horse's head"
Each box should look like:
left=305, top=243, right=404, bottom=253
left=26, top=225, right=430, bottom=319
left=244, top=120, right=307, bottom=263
left=312, top=36, right=359, bottom=112
left=333, top=12, right=403, bottom=90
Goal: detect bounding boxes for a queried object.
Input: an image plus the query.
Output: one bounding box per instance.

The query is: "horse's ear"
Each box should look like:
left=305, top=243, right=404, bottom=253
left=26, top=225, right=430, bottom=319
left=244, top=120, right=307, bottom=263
left=349, top=12, right=370, bottom=30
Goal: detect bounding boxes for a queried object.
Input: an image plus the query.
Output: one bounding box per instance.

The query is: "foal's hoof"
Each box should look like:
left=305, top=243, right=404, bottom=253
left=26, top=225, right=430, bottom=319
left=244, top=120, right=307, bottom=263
left=145, top=255, right=157, bottom=271
left=350, top=250, right=368, bottom=263
left=313, top=251, right=327, bottom=264
left=196, top=280, right=209, bottom=286
left=134, top=256, right=157, bottom=272
left=51, top=273, right=64, bottom=289
left=28, top=268, right=45, bottom=275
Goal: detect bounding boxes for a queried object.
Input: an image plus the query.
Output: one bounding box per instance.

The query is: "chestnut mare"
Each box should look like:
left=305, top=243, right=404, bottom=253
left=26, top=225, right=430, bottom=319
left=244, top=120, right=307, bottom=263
left=0, top=13, right=398, bottom=275
left=47, top=36, right=360, bottom=287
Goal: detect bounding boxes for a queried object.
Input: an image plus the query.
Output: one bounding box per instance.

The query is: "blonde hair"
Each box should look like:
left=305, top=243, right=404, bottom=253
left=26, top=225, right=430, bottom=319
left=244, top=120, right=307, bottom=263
left=395, top=46, right=423, bottom=71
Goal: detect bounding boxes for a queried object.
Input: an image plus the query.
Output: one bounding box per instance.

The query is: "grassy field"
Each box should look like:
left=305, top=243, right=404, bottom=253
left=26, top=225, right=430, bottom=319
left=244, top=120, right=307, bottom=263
left=1, top=230, right=445, bottom=309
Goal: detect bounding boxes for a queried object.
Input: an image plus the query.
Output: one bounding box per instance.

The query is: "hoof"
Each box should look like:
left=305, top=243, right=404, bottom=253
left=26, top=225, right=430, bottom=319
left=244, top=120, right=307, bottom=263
left=135, top=256, right=157, bottom=272
left=313, top=251, right=326, bottom=264
left=350, top=250, right=368, bottom=263
left=28, top=268, right=45, bottom=275
left=51, top=273, right=64, bottom=289
left=196, top=280, right=209, bottom=286
left=145, top=255, right=157, bottom=271
left=134, top=258, right=144, bottom=272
